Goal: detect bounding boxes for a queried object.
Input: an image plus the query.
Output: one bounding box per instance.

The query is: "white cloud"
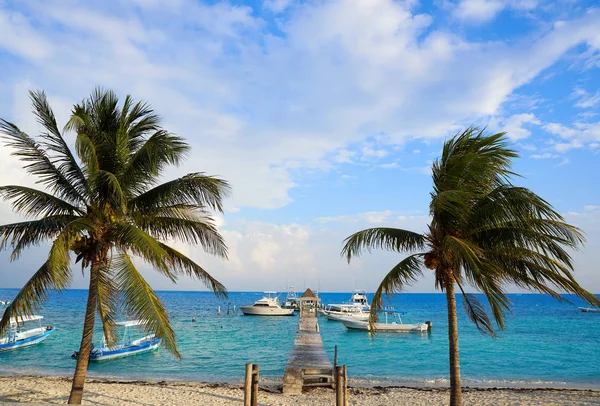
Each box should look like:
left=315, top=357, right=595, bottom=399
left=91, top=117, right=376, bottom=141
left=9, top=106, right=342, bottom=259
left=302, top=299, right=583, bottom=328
left=1, top=1, right=599, bottom=210
left=263, top=0, right=292, bottom=14
left=530, top=152, right=559, bottom=159
left=380, top=162, right=400, bottom=168
left=543, top=122, right=600, bottom=152
left=452, top=0, right=538, bottom=23
left=318, top=210, right=394, bottom=225
left=573, top=87, right=600, bottom=109
left=495, top=113, right=541, bottom=140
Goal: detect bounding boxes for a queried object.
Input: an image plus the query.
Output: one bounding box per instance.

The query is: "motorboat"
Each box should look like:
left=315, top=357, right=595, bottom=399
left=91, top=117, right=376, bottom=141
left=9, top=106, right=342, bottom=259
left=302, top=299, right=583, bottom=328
left=71, top=320, right=160, bottom=362
left=0, top=315, right=55, bottom=351
left=0, top=300, right=11, bottom=305
left=282, top=286, right=299, bottom=311
left=322, top=289, right=371, bottom=316
left=341, top=310, right=431, bottom=332
left=579, top=307, right=600, bottom=313
left=320, top=304, right=370, bottom=322
left=240, top=292, right=295, bottom=316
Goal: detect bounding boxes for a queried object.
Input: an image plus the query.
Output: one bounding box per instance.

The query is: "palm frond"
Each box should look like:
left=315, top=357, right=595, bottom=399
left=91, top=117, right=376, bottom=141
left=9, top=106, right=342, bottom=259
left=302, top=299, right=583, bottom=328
left=114, top=250, right=180, bottom=358
left=75, top=133, right=99, bottom=175
left=457, top=284, right=497, bottom=337
left=0, top=120, right=85, bottom=205
left=0, top=215, right=78, bottom=260
left=0, top=186, right=84, bottom=218
left=342, top=228, right=426, bottom=262
left=129, top=173, right=230, bottom=214
left=121, top=130, right=189, bottom=195
left=369, top=254, right=424, bottom=332
left=110, top=222, right=175, bottom=281
left=0, top=261, right=71, bottom=335
left=158, top=242, right=227, bottom=299
left=134, top=211, right=228, bottom=258
left=29, top=90, right=88, bottom=199
left=97, top=261, right=119, bottom=347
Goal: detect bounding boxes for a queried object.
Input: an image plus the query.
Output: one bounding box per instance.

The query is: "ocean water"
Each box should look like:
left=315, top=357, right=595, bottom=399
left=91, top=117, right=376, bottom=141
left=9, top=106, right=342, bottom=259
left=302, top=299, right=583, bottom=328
left=0, top=289, right=599, bottom=388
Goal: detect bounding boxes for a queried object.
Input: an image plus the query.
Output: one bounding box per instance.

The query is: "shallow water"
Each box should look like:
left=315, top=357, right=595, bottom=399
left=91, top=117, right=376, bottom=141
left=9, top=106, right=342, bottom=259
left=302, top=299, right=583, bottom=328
left=0, top=289, right=598, bottom=388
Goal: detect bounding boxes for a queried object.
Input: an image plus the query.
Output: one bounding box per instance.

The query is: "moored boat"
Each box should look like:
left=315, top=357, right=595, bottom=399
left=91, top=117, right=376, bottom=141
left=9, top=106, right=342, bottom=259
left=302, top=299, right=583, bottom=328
left=320, top=304, right=370, bottom=321
left=71, top=320, right=160, bottom=362
left=240, top=292, right=295, bottom=316
left=0, top=315, right=55, bottom=351
left=579, top=307, right=600, bottom=313
left=282, top=286, right=299, bottom=311
left=341, top=310, right=431, bottom=332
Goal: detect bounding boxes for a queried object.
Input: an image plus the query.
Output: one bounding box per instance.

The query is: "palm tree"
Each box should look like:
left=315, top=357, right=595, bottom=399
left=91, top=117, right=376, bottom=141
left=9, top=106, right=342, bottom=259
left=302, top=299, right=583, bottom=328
left=0, top=89, right=230, bottom=404
left=341, top=128, right=600, bottom=406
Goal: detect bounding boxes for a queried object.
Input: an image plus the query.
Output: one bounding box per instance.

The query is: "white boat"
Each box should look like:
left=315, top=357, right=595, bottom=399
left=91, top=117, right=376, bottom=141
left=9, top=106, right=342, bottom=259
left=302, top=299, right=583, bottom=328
left=0, top=300, right=11, bottom=305
left=579, top=307, right=600, bottom=313
left=341, top=310, right=431, bottom=332
left=320, top=304, right=370, bottom=321
left=321, top=289, right=371, bottom=317
left=0, top=315, right=55, bottom=351
left=282, top=286, right=299, bottom=311
left=71, top=320, right=160, bottom=362
left=240, top=292, right=295, bottom=316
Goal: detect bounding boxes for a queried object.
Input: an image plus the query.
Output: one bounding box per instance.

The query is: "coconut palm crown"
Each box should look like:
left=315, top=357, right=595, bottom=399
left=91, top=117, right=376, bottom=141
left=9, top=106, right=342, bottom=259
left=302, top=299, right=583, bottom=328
left=341, top=128, right=600, bottom=405
left=0, top=89, right=230, bottom=403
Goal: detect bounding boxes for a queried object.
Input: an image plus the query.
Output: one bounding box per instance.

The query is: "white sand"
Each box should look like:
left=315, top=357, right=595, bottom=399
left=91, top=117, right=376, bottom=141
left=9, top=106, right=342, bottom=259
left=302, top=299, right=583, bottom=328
left=1, top=376, right=599, bottom=405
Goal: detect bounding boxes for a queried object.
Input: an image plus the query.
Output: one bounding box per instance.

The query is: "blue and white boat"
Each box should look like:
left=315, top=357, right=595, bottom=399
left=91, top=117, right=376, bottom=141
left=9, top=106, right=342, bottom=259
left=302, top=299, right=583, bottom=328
left=72, top=320, right=160, bottom=362
left=0, top=315, right=55, bottom=351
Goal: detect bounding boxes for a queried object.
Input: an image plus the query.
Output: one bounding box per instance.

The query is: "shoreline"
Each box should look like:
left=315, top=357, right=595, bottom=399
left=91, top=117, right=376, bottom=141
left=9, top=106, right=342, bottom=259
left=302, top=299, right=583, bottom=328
left=2, top=372, right=599, bottom=391
left=1, top=376, right=599, bottom=405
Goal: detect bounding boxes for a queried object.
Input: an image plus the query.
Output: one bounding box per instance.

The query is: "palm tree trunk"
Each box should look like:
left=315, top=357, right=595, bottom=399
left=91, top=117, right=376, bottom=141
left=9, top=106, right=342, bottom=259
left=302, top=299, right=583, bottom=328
left=68, top=260, right=100, bottom=404
left=446, top=281, right=462, bottom=406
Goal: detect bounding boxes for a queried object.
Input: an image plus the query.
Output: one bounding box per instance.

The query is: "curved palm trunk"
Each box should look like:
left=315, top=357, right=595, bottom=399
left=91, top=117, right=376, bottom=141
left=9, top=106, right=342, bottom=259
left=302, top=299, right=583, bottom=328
left=68, top=260, right=100, bottom=404
left=446, top=281, right=462, bottom=406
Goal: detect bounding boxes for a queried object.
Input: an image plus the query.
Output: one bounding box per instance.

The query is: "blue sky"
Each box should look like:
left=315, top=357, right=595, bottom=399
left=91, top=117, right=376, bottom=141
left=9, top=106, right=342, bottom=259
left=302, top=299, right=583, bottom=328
left=0, top=0, right=599, bottom=294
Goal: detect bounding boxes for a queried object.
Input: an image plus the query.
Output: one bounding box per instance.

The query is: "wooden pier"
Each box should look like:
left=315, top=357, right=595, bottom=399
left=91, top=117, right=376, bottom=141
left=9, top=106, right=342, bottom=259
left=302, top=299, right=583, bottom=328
left=283, top=291, right=333, bottom=394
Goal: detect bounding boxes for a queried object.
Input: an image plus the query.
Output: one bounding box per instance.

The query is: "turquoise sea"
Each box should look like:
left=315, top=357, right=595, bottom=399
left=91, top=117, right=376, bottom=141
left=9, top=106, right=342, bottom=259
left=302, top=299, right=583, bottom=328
left=0, top=289, right=599, bottom=388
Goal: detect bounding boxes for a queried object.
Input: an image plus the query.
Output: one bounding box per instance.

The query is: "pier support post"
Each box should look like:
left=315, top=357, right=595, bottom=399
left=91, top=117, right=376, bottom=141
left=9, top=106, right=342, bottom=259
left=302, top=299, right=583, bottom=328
left=244, top=363, right=252, bottom=406
left=251, top=364, right=260, bottom=406
left=343, top=364, right=348, bottom=406
left=334, top=345, right=338, bottom=368
left=335, top=366, right=344, bottom=406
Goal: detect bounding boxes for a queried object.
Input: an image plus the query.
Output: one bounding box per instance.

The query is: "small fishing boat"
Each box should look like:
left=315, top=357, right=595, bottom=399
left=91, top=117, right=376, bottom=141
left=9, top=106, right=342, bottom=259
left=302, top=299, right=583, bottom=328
left=282, top=286, right=299, bottom=311
left=71, top=320, right=160, bottom=362
left=341, top=310, right=431, bottom=332
left=579, top=307, right=600, bottom=313
left=0, top=315, right=55, bottom=351
left=240, top=292, right=295, bottom=316
left=0, top=300, right=11, bottom=305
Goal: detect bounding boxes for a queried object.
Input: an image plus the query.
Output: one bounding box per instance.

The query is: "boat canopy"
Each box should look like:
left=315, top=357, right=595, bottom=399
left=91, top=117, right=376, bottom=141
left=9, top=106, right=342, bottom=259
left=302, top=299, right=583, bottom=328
left=115, top=320, right=145, bottom=327
left=264, top=291, right=278, bottom=294
left=379, top=309, right=407, bottom=314
left=9, top=315, right=43, bottom=324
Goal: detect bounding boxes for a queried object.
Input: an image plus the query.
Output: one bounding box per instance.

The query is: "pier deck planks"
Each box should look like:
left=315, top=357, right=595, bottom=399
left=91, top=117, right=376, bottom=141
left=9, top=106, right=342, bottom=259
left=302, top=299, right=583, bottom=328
left=283, top=312, right=333, bottom=394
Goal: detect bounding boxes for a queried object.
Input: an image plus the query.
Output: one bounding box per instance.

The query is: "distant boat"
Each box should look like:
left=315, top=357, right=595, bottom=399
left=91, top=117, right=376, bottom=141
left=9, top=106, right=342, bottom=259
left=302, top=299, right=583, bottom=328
left=240, top=292, right=295, bottom=316
left=282, top=286, right=299, bottom=311
left=0, top=315, right=55, bottom=351
left=71, top=320, right=160, bottom=362
left=579, top=307, right=600, bottom=313
left=0, top=300, right=11, bottom=305
left=341, top=310, right=431, bottom=332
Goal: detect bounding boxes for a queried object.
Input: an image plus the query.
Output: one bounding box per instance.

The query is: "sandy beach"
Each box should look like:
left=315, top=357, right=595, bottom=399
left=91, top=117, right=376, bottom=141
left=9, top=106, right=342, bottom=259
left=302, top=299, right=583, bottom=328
left=0, top=376, right=599, bottom=405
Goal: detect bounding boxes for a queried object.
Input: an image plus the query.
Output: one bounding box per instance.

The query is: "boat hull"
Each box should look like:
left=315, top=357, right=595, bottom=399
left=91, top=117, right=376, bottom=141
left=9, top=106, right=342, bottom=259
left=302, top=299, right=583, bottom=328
left=341, top=319, right=428, bottom=332
left=0, top=327, right=55, bottom=351
left=321, top=310, right=369, bottom=322
left=90, top=336, right=161, bottom=362
left=579, top=307, right=600, bottom=313
left=239, top=306, right=294, bottom=316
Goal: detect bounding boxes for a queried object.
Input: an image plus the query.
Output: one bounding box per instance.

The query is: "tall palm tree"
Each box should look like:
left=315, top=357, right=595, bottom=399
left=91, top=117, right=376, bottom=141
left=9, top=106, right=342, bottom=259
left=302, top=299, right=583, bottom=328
left=341, top=128, right=600, bottom=406
left=0, top=89, right=230, bottom=404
